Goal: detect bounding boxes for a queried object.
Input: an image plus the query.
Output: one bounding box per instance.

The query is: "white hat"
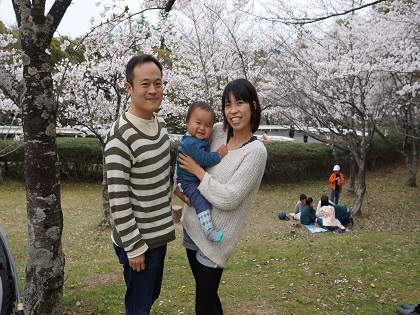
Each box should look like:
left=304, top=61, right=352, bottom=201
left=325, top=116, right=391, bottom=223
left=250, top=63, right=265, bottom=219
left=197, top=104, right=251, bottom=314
left=333, top=165, right=340, bottom=171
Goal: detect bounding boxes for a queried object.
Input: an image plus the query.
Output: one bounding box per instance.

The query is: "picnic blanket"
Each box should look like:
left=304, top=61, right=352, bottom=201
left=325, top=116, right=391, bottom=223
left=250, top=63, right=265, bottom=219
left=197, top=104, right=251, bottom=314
left=303, top=224, right=351, bottom=234
left=303, top=224, right=328, bottom=233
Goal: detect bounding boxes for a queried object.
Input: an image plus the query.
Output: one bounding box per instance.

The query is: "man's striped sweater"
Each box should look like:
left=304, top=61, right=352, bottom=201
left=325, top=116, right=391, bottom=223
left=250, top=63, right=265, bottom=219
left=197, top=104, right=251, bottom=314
left=104, top=113, right=175, bottom=256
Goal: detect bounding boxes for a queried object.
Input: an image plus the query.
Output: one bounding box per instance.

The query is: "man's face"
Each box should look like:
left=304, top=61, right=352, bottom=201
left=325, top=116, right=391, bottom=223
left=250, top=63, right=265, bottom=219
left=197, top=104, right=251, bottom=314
left=125, top=62, right=163, bottom=120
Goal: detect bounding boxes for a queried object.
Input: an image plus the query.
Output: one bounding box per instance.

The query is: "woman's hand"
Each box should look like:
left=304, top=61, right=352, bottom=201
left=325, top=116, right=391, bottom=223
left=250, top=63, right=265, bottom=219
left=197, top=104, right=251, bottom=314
left=178, top=153, right=206, bottom=180
left=174, top=186, right=192, bottom=207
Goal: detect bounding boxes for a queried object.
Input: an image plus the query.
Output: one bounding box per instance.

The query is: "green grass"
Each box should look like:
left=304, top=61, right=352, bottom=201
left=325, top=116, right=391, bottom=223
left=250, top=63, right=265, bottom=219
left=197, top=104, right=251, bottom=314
left=0, top=164, right=418, bottom=314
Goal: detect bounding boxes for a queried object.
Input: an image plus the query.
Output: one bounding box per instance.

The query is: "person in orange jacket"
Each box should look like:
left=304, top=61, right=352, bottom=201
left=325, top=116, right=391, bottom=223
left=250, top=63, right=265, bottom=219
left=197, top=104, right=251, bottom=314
left=329, top=165, right=345, bottom=204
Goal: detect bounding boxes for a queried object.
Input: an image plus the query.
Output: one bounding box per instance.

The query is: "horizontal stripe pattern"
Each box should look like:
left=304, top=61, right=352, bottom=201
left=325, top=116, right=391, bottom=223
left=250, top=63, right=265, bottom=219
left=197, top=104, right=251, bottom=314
left=105, top=113, right=175, bottom=252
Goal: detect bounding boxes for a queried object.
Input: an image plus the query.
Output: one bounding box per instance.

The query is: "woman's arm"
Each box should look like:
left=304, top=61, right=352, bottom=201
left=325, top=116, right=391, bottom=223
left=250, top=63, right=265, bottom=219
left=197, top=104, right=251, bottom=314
left=179, top=145, right=267, bottom=211
left=198, top=145, right=267, bottom=211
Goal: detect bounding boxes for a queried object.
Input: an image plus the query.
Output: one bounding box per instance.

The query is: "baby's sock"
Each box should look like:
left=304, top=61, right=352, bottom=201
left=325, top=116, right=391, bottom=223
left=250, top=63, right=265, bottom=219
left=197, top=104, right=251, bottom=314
left=198, top=209, right=223, bottom=242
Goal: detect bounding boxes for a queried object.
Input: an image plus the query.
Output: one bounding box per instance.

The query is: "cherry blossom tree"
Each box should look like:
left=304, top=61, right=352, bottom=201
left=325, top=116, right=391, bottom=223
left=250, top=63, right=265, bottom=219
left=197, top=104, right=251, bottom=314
left=161, top=0, right=277, bottom=121
left=0, top=2, right=73, bottom=314
left=0, top=33, right=21, bottom=115
left=259, top=0, right=390, bottom=25
left=55, top=17, right=162, bottom=226
left=265, top=0, right=419, bottom=214
left=0, top=1, right=176, bottom=314
left=370, top=1, right=420, bottom=187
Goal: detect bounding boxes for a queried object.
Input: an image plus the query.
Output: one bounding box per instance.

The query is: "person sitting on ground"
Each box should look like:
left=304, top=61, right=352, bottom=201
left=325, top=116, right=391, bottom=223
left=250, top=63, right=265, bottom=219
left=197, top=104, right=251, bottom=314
left=299, top=197, right=316, bottom=225
left=292, top=194, right=307, bottom=220
left=294, top=194, right=307, bottom=214
left=397, top=303, right=420, bottom=315
left=316, top=205, right=346, bottom=233
left=317, top=195, right=353, bottom=227
left=334, top=203, right=353, bottom=227
left=316, top=195, right=334, bottom=212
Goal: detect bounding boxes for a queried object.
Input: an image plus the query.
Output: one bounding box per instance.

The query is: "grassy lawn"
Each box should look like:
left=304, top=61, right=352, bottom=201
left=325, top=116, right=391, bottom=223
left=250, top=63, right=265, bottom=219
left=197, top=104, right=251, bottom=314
left=0, top=164, right=418, bottom=314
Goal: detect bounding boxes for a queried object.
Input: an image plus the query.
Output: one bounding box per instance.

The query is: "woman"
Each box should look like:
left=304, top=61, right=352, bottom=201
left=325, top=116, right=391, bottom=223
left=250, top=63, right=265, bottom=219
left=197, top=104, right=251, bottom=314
left=176, top=78, right=267, bottom=314
left=299, top=197, right=316, bottom=225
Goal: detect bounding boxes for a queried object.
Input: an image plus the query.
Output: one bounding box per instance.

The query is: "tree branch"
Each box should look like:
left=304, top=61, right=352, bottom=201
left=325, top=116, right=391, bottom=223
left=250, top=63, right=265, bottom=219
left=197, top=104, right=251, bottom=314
left=11, top=0, right=30, bottom=27
left=46, top=0, right=73, bottom=37
left=165, top=0, right=176, bottom=12
left=262, top=0, right=389, bottom=25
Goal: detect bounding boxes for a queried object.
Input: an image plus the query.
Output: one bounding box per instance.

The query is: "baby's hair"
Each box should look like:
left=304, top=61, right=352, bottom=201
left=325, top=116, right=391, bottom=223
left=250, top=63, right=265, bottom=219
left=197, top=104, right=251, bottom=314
left=186, top=101, right=215, bottom=124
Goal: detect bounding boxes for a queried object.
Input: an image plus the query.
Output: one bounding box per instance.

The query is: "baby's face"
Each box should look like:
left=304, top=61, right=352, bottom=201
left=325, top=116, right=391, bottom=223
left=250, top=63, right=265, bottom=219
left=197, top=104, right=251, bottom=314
left=186, top=108, right=214, bottom=140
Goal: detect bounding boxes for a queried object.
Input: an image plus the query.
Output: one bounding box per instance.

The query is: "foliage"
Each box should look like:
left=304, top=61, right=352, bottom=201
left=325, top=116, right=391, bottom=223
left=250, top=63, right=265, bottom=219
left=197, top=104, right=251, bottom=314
left=0, top=139, right=24, bottom=160
left=0, top=138, right=103, bottom=181
left=57, top=138, right=103, bottom=182
left=160, top=0, right=276, bottom=120
left=263, top=0, right=420, bottom=213
left=50, top=36, right=85, bottom=67
left=53, top=13, right=164, bottom=146
left=263, top=142, right=346, bottom=183
left=0, top=164, right=418, bottom=315
left=0, top=30, right=22, bottom=115
left=0, top=21, right=7, bottom=34
left=0, top=2, right=418, bottom=311
left=0, top=136, right=404, bottom=184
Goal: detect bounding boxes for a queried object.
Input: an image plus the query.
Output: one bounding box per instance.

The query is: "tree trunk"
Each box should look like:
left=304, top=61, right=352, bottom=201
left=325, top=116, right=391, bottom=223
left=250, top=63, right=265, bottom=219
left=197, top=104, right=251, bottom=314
left=348, top=156, right=356, bottom=194
left=100, top=156, right=111, bottom=226
left=22, top=53, right=64, bottom=314
left=404, top=152, right=417, bottom=187
left=404, top=133, right=418, bottom=187
left=351, top=162, right=366, bottom=216
left=16, top=1, right=73, bottom=311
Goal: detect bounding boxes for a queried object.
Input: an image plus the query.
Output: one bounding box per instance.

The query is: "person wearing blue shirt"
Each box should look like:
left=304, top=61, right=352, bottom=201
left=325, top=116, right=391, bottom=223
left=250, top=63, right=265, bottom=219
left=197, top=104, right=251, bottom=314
left=177, top=101, right=228, bottom=242
left=300, top=197, right=316, bottom=225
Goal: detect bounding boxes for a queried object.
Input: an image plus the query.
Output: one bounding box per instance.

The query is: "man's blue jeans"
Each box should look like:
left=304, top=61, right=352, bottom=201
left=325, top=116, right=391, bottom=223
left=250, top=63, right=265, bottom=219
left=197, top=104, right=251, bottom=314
left=114, top=243, right=167, bottom=315
left=331, top=190, right=340, bottom=204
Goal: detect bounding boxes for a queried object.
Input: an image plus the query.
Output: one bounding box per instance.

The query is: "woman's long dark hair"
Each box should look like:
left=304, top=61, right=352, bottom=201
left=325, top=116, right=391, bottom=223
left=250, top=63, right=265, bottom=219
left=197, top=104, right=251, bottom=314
left=306, top=197, right=314, bottom=210
left=221, top=78, right=261, bottom=133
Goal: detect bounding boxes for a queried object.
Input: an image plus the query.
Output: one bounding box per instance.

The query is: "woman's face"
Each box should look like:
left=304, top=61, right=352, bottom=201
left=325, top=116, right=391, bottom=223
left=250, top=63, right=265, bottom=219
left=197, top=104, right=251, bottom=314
left=224, top=92, right=252, bottom=132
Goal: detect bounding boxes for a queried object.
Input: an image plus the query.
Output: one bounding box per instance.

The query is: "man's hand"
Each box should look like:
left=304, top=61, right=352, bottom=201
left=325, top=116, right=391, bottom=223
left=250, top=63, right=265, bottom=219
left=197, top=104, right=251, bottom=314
left=217, top=145, right=228, bottom=159
left=174, top=186, right=191, bottom=206
left=129, top=254, right=145, bottom=272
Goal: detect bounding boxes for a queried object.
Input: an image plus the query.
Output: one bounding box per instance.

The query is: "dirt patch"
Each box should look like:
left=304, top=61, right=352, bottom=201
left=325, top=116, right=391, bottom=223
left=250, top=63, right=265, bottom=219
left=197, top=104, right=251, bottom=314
left=83, top=272, right=121, bottom=289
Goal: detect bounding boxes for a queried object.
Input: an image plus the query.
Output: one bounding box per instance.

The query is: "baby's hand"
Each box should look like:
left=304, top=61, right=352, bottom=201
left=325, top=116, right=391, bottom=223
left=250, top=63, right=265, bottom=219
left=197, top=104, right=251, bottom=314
left=217, top=145, right=228, bottom=159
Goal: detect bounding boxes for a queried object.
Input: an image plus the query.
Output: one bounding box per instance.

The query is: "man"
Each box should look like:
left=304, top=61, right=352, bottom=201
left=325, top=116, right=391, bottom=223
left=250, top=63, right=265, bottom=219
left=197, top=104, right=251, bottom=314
left=329, top=164, right=345, bottom=204
left=294, top=193, right=307, bottom=214
left=104, top=54, right=175, bottom=315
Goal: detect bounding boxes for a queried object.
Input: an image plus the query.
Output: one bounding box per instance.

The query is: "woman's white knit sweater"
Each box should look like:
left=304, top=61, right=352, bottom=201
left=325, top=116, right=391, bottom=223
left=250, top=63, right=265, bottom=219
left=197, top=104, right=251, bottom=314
left=181, top=123, right=267, bottom=268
